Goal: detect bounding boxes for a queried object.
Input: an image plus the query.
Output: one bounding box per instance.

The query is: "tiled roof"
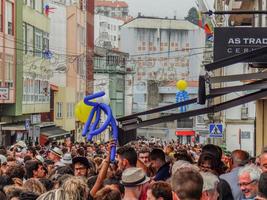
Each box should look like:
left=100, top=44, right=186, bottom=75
left=95, top=1, right=128, bottom=8
left=122, top=16, right=200, bottom=30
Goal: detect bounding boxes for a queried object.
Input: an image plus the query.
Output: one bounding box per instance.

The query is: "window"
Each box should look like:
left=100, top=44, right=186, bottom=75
left=78, top=25, right=85, bottom=45
left=77, top=56, right=86, bottom=78
left=56, top=102, right=63, bottom=118
left=23, top=23, right=27, bottom=54
left=67, top=103, right=74, bottom=118
left=43, top=32, right=49, bottom=52
left=35, top=28, right=43, bottom=57
left=26, top=24, right=34, bottom=55
left=26, top=0, right=34, bottom=8
left=5, top=55, right=13, bottom=86
left=35, top=0, right=43, bottom=13
left=5, top=0, right=13, bottom=35
left=23, top=77, right=49, bottom=103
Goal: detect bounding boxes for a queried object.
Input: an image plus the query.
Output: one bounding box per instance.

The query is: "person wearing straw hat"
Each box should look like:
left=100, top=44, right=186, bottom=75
left=60, top=153, right=72, bottom=166
left=48, top=147, right=63, bottom=167
left=121, top=167, right=150, bottom=200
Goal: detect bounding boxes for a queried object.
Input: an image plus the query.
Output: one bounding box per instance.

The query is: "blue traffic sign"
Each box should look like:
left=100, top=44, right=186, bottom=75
left=209, top=123, right=223, bottom=138
left=25, top=119, right=30, bottom=130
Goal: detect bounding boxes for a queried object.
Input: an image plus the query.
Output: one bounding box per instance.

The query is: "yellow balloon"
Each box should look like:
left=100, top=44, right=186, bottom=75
left=176, top=80, right=188, bottom=91
left=75, top=100, right=93, bottom=123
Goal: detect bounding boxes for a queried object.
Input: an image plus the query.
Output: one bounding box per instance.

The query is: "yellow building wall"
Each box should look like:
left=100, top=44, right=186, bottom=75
left=23, top=5, right=50, bottom=32
left=54, top=87, right=76, bottom=131
left=22, top=5, right=51, bottom=114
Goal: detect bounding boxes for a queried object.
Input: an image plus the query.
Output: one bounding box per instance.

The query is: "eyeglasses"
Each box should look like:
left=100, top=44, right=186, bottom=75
left=238, top=180, right=257, bottom=187
left=75, top=167, right=87, bottom=171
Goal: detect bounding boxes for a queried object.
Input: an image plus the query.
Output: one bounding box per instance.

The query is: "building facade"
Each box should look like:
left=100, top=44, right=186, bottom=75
left=0, top=0, right=51, bottom=145
left=95, top=0, right=131, bottom=22
left=0, top=0, right=16, bottom=105
left=120, top=16, right=205, bottom=140
left=94, top=14, right=124, bottom=49
left=65, top=3, right=87, bottom=142
left=217, top=0, right=258, bottom=156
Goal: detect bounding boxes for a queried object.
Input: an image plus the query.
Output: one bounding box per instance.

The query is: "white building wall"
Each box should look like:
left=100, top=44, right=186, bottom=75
left=226, top=124, right=255, bottom=156
left=94, top=74, right=110, bottom=103
left=120, top=21, right=205, bottom=113
left=94, top=14, right=124, bottom=48
left=223, top=61, right=256, bottom=155
left=48, top=1, right=67, bottom=87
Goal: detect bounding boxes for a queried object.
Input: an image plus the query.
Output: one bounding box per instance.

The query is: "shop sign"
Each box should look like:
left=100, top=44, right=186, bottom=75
left=31, top=114, right=41, bottom=124
left=0, top=88, right=9, bottom=100
left=214, top=27, right=267, bottom=62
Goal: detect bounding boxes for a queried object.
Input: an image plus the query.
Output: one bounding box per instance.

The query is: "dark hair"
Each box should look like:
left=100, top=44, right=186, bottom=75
left=0, top=148, right=7, bottom=156
left=174, top=150, right=194, bottom=164
left=150, top=148, right=165, bottom=162
left=103, top=178, right=125, bottom=195
left=202, top=144, right=222, bottom=160
left=6, top=164, right=25, bottom=180
left=77, top=147, right=85, bottom=156
left=24, top=160, right=40, bottom=179
left=19, top=191, right=39, bottom=200
left=44, top=159, right=54, bottom=165
left=171, top=168, right=203, bottom=200
left=259, top=172, right=267, bottom=198
left=94, top=187, right=121, bottom=200
left=198, top=152, right=219, bottom=170
left=24, top=155, right=32, bottom=163
left=0, top=175, right=13, bottom=191
left=57, top=174, right=72, bottom=187
left=148, top=181, right=172, bottom=200
left=39, top=178, right=54, bottom=191
left=0, top=191, right=6, bottom=200
left=56, top=166, right=74, bottom=175
left=27, top=147, right=37, bottom=157
left=217, top=179, right=234, bottom=200
left=117, top=146, right=137, bottom=167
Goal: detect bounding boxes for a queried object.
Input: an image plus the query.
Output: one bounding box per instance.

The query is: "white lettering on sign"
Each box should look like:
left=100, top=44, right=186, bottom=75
left=243, top=38, right=267, bottom=45
left=228, top=37, right=267, bottom=45
left=228, top=38, right=241, bottom=44
left=0, top=88, right=9, bottom=100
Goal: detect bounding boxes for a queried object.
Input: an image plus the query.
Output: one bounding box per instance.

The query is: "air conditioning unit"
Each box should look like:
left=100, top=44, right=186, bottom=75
left=241, top=106, right=248, bottom=120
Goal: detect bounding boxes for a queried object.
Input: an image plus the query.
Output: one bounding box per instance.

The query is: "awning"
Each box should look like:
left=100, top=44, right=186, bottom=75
left=40, top=126, right=70, bottom=139
left=176, top=130, right=195, bottom=136
left=50, top=84, right=59, bottom=91
left=2, top=124, right=26, bottom=131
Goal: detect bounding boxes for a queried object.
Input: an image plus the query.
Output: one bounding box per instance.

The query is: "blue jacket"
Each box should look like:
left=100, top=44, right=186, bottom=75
left=154, top=162, right=171, bottom=181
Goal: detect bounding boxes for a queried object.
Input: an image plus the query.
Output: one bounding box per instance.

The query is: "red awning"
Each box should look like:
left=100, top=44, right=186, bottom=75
left=50, top=84, right=59, bottom=91
left=176, top=130, right=195, bottom=136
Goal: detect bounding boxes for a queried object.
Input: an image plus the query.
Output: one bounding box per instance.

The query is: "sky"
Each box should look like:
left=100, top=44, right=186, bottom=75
left=124, top=0, right=214, bottom=19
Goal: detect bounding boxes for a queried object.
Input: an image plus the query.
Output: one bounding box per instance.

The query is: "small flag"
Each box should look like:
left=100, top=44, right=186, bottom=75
left=204, top=23, right=213, bottom=35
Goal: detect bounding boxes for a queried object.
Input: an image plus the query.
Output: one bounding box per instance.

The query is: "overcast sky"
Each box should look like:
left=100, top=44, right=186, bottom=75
left=124, top=0, right=214, bottom=19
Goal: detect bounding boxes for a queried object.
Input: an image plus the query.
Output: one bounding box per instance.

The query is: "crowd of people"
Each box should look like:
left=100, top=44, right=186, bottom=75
left=0, top=138, right=266, bottom=200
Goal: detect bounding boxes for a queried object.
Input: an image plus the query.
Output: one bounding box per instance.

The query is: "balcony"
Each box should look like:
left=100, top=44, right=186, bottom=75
left=228, top=0, right=255, bottom=26
left=94, top=60, right=127, bottom=74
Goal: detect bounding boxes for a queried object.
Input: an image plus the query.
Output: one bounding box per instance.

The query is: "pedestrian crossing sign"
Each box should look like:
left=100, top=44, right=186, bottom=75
left=209, top=123, right=223, bottom=138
